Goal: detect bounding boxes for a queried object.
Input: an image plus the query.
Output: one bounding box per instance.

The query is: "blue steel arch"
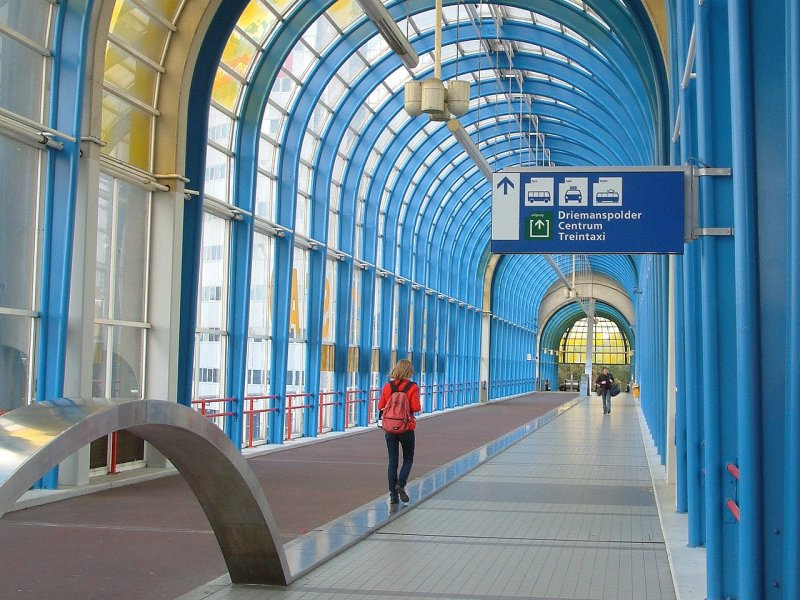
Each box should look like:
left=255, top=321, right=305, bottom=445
left=182, top=0, right=670, bottom=439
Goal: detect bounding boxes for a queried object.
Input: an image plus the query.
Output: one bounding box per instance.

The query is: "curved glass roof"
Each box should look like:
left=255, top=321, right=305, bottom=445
left=99, top=0, right=667, bottom=337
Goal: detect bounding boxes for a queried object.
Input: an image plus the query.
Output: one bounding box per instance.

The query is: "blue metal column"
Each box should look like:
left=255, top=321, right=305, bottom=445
left=224, top=214, right=254, bottom=448
left=395, top=280, right=411, bottom=360
left=35, top=0, right=91, bottom=488
left=303, top=248, right=326, bottom=438
left=423, top=290, right=436, bottom=413
left=357, top=269, right=376, bottom=424
left=785, top=2, right=800, bottom=597
left=727, top=4, right=764, bottom=596
left=334, top=259, right=355, bottom=427
left=695, top=2, right=739, bottom=595
left=266, top=234, right=294, bottom=444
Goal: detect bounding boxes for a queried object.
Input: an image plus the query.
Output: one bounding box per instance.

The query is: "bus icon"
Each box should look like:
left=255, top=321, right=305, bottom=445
left=595, top=189, right=620, bottom=204
left=564, top=186, right=582, bottom=203
left=527, top=190, right=551, bottom=204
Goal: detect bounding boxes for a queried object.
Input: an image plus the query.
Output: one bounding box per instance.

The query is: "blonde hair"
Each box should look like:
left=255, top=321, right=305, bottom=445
left=389, top=359, right=414, bottom=380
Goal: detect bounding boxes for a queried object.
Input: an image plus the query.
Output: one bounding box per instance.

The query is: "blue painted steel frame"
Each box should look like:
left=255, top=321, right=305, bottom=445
left=35, top=0, right=93, bottom=489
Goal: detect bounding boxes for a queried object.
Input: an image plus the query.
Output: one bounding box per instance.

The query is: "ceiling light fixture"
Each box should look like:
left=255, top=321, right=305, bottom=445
left=404, top=0, right=469, bottom=121
left=355, top=0, right=419, bottom=69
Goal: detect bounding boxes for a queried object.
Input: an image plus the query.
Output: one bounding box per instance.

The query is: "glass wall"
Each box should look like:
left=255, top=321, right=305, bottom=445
left=0, top=1, right=56, bottom=413
left=0, top=136, right=43, bottom=414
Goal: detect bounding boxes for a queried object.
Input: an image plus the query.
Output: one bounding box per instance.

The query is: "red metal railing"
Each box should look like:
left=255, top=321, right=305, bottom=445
left=317, top=391, right=341, bottom=434
left=191, top=397, right=236, bottom=434
left=726, top=462, right=741, bottom=522
left=345, top=389, right=365, bottom=428
left=368, top=387, right=381, bottom=423
left=242, top=394, right=279, bottom=448
left=284, top=392, right=313, bottom=441
left=192, top=379, right=487, bottom=447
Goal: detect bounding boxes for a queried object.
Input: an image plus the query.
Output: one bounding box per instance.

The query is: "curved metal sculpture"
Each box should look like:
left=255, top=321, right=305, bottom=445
left=0, top=398, right=290, bottom=585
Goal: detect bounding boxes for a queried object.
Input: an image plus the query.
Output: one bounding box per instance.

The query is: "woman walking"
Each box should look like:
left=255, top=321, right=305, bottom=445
left=378, top=359, right=421, bottom=504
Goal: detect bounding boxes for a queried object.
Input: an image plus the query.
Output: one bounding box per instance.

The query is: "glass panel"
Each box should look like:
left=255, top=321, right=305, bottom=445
left=204, top=145, right=231, bottom=202
left=211, top=68, right=241, bottom=113
left=297, top=162, right=311, bottom=195
left=249, top=231, right=273, bottom=341
left=238, top=1, right=278, bottom=45
left=194, top=331, right=226, bottom=400
left=327, top=0, right=361, bottom=30
left=109, top=1, right=170, bottom=59
left=96, top=176, right=114, bottom=319
left=101, top=92, right=152, bottom=170
left=198, top=213, right=228, bottom=331
left=138, top=0, right=183, bottom=20
left=0, top=41, right=47, bottom=122
left=222, top=28, right=259, bottom=78
left=92, top=324, right=144, bottom=398
left=303, top=14, right=337, bottom=53
left=322, top=259, right=337, bottom=343
left=262, top=101, right=284, bottom=138
left=258, top=136, right=278, bottom=172
left=113, top=180, right=150, bottom=322
left=283, top=41, right=315, bottom=79
left=104, top=42, right=158, bottom=104
left=0, top=314, right=33, bottom=413
left=327, top=210, right=339, bottom=249
left=295, top=192, right=310, bottom=235
left=244, top=339, right=272, bottom=446
left=0, top=136, right=40, bottom=311
left=255, top=173, right=276, bottom=220
left=321, top=75, right=346, bottom=108
left=208, top=106, right=234, bottom=148
left=289, top=249, right=308, bottom=342
left=0, top=1, right=51, bottom=44
left=349, top=270, right=361, bottom=346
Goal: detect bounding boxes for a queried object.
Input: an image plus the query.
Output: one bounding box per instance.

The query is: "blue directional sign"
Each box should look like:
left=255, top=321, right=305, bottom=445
left=491, top=167, right=687, bottom=254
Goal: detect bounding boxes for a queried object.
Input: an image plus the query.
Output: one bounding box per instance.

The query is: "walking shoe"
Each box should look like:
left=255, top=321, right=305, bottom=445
left=390, top=493, right=399, bottom=504
left=395, top=485, right=409, bottom=503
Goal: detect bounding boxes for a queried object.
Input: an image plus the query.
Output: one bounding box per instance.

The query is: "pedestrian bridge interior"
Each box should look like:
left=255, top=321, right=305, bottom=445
left=0, top=1, right=798, bottom=599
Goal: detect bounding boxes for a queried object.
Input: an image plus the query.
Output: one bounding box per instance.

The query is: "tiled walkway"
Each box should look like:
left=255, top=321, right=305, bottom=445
left=183, top=396, right=678, bottom=600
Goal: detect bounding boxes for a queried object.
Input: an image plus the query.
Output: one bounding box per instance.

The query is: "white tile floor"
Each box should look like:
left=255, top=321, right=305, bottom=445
left=181, top=396, right=700, bottom=600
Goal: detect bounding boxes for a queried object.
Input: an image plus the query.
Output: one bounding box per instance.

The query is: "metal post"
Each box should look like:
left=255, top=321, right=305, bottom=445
left=728, top=4, right=764, bottom=596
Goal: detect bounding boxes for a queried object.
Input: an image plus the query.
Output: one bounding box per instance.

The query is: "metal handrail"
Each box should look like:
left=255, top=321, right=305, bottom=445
left=242, top=394, right=279, bottom=448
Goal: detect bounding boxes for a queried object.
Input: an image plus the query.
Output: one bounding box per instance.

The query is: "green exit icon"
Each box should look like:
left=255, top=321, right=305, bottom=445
left=526, top=212, right=553, bottom=240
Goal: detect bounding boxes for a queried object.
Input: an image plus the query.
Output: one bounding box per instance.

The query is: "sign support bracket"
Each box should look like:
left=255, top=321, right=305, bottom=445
left=686, top=164, right=733, bottom=241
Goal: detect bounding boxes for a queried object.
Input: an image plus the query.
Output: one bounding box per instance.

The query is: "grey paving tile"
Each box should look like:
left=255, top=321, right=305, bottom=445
left=179, top=399, right=676, bottom=600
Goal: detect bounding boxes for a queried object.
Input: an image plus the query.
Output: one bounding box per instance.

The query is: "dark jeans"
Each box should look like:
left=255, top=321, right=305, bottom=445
left=601, top=390, right=612, bottom=413
left=385, top=430, right=415, bottom=493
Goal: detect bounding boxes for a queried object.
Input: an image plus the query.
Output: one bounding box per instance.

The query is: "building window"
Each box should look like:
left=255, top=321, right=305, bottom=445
left=199, top=368, right=220, bottom=383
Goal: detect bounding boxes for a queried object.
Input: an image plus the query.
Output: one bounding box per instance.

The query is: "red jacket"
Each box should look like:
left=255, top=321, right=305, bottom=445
left=378, top=378, right=421, bottom=431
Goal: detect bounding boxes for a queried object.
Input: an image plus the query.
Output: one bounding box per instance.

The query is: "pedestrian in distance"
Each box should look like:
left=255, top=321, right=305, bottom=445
left=595, top=366, right=615, bottom=414
left=378, top=359, right=421, bottom=504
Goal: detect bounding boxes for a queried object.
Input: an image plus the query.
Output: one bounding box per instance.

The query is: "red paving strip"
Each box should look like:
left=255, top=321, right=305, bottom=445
left=0, top=392, right=573, bottom=600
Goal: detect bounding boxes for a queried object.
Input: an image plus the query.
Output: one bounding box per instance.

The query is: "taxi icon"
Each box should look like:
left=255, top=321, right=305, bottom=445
left=564, top=186, right=582, bottom=203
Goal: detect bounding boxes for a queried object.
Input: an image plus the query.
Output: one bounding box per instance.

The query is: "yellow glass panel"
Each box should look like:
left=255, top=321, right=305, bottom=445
left=347, top=346, right=359, bottom=372
left=222, top=29, right=258, bottom=78
left=328, top=0, right=361, bottom=30
left=321, top=344, right=335, bottom=371
left=270, top=0, right=298, bottom=14
left=104, top=44, right=157, bottom=104
left=108, top=0, right=169, bottom=60
left=138, top=0, right=182, bottom=21
left=211, top=68, right=241, bottom=113
left=239, top=0, right=278, bottom=44
left=101, top=92, right=152, bottom=170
